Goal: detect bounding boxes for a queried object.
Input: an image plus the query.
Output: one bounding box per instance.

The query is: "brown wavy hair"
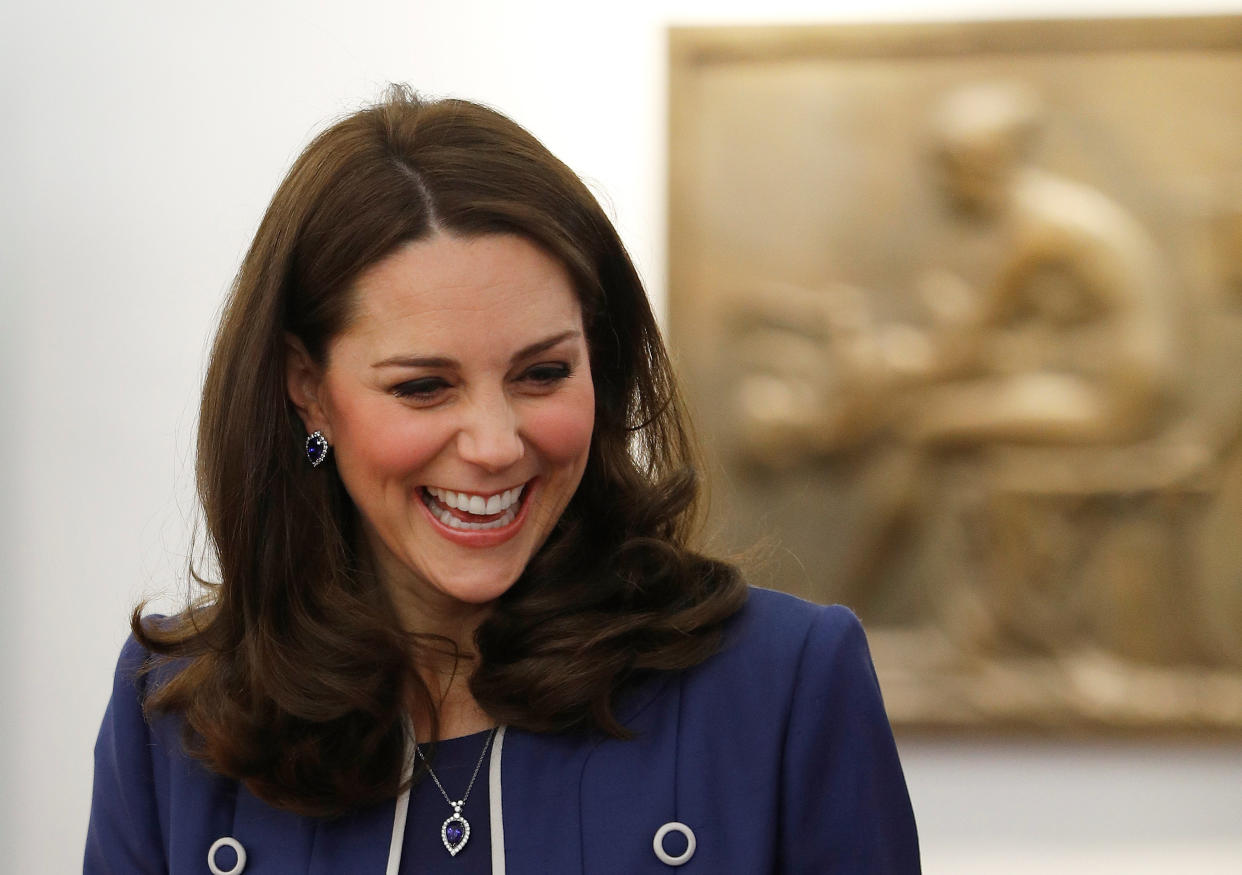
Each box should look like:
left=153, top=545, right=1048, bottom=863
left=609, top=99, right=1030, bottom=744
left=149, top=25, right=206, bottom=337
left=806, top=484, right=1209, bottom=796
left=134, top=85, right=746, bottom=817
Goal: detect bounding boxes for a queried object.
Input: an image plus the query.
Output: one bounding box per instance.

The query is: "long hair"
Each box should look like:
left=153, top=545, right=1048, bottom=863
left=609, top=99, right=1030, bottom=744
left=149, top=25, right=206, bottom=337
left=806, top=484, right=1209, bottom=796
left=135, top=85, right=746, bottom=817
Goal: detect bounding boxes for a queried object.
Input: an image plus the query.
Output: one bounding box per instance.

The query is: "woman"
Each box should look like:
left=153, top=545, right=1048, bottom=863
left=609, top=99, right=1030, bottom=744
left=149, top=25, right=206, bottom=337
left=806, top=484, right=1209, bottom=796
left=86, top=86, right=919, bottom=873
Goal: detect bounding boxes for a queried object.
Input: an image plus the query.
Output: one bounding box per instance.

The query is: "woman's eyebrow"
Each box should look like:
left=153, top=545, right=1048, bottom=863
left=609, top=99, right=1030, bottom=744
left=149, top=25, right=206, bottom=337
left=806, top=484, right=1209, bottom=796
left=372, top=353, right=454, bottom=369
left=511, top=330, right=581, bottom=363
left=371, top=330, right=581, bottom=370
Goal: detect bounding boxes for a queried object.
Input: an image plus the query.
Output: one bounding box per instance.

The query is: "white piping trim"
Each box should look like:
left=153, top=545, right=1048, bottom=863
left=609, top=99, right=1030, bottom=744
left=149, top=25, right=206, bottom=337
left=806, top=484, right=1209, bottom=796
left=386, top=784, right=411, bottom=875
left=386, top=719, right=417, bottom=875
left=489, top=726, right=507, bottom=875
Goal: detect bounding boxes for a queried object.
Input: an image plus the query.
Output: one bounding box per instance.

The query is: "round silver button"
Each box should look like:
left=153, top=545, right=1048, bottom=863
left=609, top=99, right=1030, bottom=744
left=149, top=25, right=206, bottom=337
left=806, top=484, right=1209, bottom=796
left=207, top=836, right=247, bottom=875
left=653, top=821, right=696, bottom=866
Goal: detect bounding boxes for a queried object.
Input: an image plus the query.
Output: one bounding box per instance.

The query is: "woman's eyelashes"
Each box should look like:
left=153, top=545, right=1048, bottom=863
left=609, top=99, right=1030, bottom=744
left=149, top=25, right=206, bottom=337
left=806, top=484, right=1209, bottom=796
left=389, top=363, right=573, bottom=402
left=391, top=376, right=451, bottom=400
left=521, top=361, right=572, bottom=387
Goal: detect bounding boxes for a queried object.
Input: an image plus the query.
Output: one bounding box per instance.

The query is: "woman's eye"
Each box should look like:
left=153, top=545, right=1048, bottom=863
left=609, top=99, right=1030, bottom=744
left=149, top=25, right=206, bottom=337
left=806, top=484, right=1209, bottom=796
left=391, top=377, right=449, bottom=400
left=521, top=362, right=572, bottom=386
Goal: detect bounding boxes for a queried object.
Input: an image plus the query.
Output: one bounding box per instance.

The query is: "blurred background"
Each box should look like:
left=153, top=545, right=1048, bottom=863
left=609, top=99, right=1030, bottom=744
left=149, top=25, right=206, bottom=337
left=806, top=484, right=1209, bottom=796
left=3, top=1, right=1241, bottom=871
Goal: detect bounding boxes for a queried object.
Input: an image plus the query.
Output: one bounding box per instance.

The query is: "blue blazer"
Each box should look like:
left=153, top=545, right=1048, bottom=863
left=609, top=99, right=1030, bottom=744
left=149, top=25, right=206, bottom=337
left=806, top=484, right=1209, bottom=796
left=86, top=587, right=920, bottom=872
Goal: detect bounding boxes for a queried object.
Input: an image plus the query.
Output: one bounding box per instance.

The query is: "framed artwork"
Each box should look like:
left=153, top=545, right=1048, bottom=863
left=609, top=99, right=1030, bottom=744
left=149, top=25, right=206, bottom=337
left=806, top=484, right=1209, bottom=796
left=669, top=16, right=1242, bottom=731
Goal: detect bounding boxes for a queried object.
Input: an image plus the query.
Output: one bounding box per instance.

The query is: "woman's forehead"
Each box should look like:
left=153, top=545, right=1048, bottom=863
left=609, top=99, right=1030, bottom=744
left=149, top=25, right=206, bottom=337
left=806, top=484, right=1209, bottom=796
left=332, top=233, right=585, bottom=362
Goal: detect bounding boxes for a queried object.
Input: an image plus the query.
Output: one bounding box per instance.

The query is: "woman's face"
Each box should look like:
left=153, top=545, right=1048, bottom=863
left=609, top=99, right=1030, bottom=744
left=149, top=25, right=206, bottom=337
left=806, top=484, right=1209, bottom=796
left=290, top=233, right=595, bottom=618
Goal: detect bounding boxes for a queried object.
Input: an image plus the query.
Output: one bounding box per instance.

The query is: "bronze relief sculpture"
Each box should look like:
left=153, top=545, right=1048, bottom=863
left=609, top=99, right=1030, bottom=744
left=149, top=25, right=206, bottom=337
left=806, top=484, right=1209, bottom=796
left=669, top=17, right=1242, bottom=731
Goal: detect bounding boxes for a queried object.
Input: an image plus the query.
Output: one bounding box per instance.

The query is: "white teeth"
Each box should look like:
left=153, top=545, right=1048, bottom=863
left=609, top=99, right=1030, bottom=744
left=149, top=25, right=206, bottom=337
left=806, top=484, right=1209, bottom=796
left=426, top=499, right=518, bottom=531
left=425, top=484, right=526, bottom=517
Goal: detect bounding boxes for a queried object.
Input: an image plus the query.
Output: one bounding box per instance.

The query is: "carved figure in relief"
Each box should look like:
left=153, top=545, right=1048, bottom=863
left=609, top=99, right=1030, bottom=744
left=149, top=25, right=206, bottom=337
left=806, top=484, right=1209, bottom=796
left=731, top=83, right=1179, bottom=462
left=902, top=83, right=1193, bottom=662
left=725, top=81, right=1204, bottom=668
left=910, top=81, right=1176, bottom=447
left=675, top=24, right=1242, bottom=729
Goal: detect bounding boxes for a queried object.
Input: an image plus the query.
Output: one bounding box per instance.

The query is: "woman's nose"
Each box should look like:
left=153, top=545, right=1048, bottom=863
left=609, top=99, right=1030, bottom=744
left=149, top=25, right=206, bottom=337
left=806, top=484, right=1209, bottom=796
left=456, top=395, right=524, bottom=471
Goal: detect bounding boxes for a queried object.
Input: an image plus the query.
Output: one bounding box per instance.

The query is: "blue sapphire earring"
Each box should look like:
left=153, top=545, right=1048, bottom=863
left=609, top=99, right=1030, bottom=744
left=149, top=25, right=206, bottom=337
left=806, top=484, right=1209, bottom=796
left=305, top=431, right=330, bottom=468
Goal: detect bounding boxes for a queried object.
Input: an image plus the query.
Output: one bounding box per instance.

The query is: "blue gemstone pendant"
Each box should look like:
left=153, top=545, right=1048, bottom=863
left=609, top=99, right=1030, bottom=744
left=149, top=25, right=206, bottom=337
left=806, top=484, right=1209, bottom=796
left=417, top=727, right=494, bottom=859
left=441, top=806, right=470, bottom=856
left=304, top=431, right=329, bottom=468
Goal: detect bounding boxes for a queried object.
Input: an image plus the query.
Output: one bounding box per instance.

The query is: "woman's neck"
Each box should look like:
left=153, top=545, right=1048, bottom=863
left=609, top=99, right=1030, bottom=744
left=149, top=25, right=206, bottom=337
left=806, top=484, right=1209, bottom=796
left=408, top=657, right=495, bottom=740
left=363, top=536, right=500, bottom=739
left=388, top=586, right=498, bottom=740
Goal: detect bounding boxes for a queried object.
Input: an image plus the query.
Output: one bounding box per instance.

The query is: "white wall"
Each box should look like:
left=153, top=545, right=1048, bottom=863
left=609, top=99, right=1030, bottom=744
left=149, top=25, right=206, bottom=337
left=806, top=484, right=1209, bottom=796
left=4, top=1, right=1242, bottom=871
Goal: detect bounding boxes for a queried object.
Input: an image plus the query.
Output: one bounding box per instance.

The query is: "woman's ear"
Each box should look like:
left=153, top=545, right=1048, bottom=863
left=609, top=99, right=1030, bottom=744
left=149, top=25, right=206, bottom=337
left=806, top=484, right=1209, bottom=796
left=285, top=334, right=328, bottom=438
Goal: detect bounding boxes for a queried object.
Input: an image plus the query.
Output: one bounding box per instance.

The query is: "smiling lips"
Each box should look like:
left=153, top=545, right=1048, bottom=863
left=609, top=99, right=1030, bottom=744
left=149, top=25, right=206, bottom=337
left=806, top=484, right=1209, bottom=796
left=421, top=483, right=528, bottom=532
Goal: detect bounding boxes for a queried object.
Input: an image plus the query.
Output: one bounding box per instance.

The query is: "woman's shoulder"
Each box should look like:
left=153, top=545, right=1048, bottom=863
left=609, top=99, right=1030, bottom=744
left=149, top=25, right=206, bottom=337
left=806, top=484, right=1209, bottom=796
left=665, top=585, right=877, bottom=719
left=107, top=620, right=159, bottom=698
left=718, top=585, right=868, bottom=668
left=592, top=587, right=918, bottom=870
left=88, top=624, right=319, bottom=872
left=86, top=621, right=195, bottom=871
left=98, top=618, right=184, bottom=737
left=98, top=614, right=205, bottom=765
left=733, top=584, right=861, bottom=629
left=112, top=614, right=193, bottom=690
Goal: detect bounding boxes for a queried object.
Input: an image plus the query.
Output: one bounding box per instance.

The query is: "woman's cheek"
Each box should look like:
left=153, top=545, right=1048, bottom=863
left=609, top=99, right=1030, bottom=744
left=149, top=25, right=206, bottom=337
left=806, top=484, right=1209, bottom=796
left=371, top=417, right=446, bottom=473
left=529, top=387, right=596, bottom=463
left=334, top=395, right=444, bottom=475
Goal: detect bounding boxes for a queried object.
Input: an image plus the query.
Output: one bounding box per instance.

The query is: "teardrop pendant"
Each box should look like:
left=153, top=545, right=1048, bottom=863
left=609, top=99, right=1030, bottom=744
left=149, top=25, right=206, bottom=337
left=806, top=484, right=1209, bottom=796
left=417, top=727, right=494, bottom=858
left=441, top=809, right=471, bottom=856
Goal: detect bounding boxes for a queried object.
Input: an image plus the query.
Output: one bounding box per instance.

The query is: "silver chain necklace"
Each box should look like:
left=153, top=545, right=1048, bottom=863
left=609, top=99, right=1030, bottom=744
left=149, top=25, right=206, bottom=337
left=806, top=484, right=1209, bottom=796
left=416, top=727, right=497, bottom=857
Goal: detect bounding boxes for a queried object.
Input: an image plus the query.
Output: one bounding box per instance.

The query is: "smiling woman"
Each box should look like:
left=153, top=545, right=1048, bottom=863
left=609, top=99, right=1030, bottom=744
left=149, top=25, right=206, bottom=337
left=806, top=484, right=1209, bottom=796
left=286, top=234, right=597, bottom=674
left=84, top=86, right=919, bottom=873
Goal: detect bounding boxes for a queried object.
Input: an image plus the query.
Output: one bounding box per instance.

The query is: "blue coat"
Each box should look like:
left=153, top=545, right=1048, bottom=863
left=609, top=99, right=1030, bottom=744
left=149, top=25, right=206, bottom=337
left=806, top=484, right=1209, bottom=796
left=86, top=587, right=920, bottom=872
